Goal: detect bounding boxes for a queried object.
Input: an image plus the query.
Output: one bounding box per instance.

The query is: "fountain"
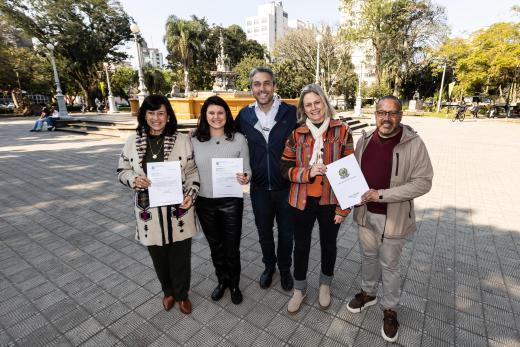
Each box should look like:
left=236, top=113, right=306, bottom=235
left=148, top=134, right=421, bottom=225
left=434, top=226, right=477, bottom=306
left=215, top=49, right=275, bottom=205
left=168, top=32, right=296, bottom=119
left=210, top=32, right=238, bottom=91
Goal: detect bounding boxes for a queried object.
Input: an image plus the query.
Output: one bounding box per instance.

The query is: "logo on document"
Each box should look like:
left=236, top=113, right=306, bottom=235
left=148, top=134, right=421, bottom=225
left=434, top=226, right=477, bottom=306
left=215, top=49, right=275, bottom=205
left=338, top=168, right=349, bottom=179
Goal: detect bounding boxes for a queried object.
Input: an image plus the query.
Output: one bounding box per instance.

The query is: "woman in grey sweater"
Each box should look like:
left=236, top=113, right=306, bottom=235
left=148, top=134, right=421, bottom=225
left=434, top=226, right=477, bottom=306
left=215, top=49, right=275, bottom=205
left=192, top=96, right=251, bottom=304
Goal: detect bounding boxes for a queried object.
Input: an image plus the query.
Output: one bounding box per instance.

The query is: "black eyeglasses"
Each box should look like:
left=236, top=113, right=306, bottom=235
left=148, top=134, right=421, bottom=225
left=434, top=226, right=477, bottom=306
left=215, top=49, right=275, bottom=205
left=375, top=110, right=401, bottom=118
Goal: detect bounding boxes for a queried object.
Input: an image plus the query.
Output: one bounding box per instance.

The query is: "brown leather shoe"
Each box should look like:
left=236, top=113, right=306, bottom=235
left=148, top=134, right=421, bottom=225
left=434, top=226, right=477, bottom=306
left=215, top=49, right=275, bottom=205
left=162, top=296, right=175, bottom=311
left=178, top=299, right=192, bottom=314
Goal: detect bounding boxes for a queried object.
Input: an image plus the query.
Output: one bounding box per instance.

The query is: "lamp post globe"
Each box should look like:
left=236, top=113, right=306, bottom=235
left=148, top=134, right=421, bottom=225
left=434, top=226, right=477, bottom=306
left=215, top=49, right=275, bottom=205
left=130, top=23, right=148, bottom=105
left=130, top=23, right=139, bottom=34
left=46, top=43, right=69, bottom=118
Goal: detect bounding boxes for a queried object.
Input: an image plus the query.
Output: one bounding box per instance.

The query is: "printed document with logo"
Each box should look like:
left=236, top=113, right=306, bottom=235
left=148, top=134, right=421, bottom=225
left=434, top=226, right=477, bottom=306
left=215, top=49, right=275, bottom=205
left=147, top=161, right=184, bottom=207
left=326, top=154, right=369, bottom=209
left=212, top=158, right=243, bottom=198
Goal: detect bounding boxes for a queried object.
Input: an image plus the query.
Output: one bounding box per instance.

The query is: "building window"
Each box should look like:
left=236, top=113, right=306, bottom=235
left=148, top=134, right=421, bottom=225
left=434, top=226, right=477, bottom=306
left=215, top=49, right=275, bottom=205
left=254, top=27, right=259, bottom=33
left=247, top=20, right=252, bottom=26
left=254, top=19, right=259, bottom=24
left=247, top=29, right=252, bottom=33
left=261, top=17, right=267, bottom=23
left=261, top=26, right=267, bottom=31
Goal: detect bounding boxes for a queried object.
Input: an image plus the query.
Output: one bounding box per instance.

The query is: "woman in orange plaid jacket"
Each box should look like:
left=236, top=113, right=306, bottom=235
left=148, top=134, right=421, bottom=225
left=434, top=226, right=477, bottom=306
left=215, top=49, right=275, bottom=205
left=280, top=83, right=354, bottom=314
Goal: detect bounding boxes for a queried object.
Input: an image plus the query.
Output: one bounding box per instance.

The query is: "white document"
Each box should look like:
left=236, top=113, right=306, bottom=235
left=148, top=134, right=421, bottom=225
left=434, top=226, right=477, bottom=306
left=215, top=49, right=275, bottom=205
left=212, top=158, right=243, bottom=198
left=147, top=161, right=184, bottom=207
left=326, top=154, right=369, bottom=209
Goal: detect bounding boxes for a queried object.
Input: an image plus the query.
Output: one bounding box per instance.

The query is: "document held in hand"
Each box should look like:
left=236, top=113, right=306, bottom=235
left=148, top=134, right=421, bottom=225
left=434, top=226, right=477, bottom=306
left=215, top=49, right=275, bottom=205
left=212, top=158, right=243, bottom=198
left=147, top=161, right=184, bottom=207
left=326, top=154, right=369, bottom=209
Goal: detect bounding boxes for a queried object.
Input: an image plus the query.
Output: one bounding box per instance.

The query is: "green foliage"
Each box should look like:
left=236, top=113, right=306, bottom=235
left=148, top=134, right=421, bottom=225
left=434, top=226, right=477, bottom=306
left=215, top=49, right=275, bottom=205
left=362, top=82, right=392, bottom=99
left=436, top=22, right=520, bottom=99
left=143, top=67, right=171, bottom=94
left=0, top=18, right=53, bottom=94
left=340, top=0, right=447, bottom=97
left=110, top=66, right=136, bottom=99
left=0, top=0, right=132, bottom=106
left=272, top=27, right=356, bottom=98
left=233, top=55, right=266, bottom=91
left=164, top=15, right=265, bottom=92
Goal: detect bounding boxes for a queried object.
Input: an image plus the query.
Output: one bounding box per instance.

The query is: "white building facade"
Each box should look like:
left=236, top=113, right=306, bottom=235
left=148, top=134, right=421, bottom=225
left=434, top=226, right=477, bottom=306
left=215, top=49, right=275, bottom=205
left=246, top=1, right=309, bottom=52
left=340, top=0, right=377, bottom=86
left=142, top=47, right=164, bottom=69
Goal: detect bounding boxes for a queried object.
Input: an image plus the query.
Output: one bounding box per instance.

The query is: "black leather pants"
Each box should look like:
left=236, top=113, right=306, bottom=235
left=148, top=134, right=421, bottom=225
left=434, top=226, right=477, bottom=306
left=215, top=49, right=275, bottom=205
left=196, top=197, right=243, bottom=287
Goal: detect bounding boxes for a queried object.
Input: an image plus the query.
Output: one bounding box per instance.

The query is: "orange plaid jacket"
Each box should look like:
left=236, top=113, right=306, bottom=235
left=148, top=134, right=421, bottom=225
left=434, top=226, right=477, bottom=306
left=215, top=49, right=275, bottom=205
left=280, top=119, right=354, bottom=217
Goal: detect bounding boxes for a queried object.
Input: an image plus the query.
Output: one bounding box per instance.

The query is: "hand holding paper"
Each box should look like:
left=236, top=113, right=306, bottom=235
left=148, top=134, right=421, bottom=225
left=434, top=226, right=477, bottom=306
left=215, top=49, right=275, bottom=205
left=325, top=154, right=369, bottom=209
left=212, top=158, right=244, bottom=198
left=147, top=161, right=184, bottom=207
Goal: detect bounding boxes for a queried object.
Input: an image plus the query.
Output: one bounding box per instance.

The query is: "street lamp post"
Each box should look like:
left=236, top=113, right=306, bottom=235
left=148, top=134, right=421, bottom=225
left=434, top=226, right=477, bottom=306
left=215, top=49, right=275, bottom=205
left=436, top=58, right=447, bottom=115
left=103, top=62, right=117, bottom=113
left=130, top=23, right=148, bottom=105
left=46, top=43, right=69, bottom=118
left=315, top=34, right=322, bottom=84
left=354, top=62, right=363, bottom=117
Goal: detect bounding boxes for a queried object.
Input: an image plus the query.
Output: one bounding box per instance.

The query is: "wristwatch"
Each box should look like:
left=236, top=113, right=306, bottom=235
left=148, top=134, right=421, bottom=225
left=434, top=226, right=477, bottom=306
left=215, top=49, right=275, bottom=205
left=378, top=189, right=383, bottom=200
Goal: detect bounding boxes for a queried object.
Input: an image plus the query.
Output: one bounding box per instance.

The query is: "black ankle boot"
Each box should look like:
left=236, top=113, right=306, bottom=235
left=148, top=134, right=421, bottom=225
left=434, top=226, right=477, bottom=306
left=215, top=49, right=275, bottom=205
left=211, top=282, right=227, bottom=301
left=230, top=286, right=243, bottom=305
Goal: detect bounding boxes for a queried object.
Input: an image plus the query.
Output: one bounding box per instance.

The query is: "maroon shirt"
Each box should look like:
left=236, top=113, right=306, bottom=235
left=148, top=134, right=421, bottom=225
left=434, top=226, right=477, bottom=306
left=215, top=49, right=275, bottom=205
left=361, top=128, right=402, bottom=215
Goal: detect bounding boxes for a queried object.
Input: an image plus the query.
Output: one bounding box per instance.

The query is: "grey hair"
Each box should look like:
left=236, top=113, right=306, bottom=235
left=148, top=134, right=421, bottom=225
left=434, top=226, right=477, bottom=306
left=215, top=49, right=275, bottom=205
left=296, top=84, right=335, bottom=124
left=377, top=95, right=402, bottom=111
left=249, top=67, right=276, bottom=86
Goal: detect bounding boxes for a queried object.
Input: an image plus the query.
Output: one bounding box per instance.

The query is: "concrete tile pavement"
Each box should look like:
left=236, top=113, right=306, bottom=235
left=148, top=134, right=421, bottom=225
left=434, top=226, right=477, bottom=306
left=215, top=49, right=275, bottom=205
left=0, top=116, right=519, bottom=346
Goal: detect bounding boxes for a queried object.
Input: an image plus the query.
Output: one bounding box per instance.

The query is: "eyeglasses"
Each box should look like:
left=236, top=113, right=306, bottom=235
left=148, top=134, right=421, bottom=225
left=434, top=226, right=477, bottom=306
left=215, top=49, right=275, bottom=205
left=375, top=110, right=401, bottom=118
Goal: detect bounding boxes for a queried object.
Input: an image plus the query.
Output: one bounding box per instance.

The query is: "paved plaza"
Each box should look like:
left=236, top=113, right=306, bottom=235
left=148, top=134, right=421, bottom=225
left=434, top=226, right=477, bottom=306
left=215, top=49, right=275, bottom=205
left=0, top=116, right=519, bottom=347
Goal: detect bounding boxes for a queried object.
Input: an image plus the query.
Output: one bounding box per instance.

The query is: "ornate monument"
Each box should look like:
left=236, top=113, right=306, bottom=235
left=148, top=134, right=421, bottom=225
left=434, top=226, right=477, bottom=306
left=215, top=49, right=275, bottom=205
left=168, top=31, right=297, bottom=119
left=211, top=31, right=237, bottom=91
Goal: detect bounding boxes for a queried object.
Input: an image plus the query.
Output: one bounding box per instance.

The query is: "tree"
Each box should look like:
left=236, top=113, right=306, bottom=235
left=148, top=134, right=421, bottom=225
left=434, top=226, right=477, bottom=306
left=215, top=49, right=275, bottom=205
left=110, top=66, right=136, bottom=100
left=340, top=0, right=447, bottom=96
left=165, top=15, right=208, bottom=93
left=143, top=67, right=171, bottom=95
left=164, top=16, right=265, bottom=93
left=436, top=23, right=520, bottom=100
left=233, top=55, right=266, bottom=91
left=272, top=27, right=355, bottom=98
left=382, top=0, right=447, bottom=96
left=0, top=0, right=133, bottom=107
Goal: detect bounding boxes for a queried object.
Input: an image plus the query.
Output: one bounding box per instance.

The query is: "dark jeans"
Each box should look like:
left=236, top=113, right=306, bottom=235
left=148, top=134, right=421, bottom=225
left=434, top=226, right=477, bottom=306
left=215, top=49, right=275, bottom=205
left=292, top=197, right=340, bottom=281
left=196, top=197, right=244, bottom=287
left=250, top=185, right=293, bottom=272
left=148, top=238, right=191, bottom=300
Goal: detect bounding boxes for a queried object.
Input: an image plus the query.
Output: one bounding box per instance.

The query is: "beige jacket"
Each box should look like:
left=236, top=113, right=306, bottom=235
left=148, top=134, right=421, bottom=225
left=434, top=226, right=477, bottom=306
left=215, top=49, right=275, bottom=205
left=117, top=132, right=199, bottom=246
left=353, top=124, right=433, bottom=238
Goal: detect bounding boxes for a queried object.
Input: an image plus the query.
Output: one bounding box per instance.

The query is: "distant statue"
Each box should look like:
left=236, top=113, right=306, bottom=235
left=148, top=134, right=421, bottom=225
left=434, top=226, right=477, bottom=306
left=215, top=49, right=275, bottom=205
left=170, top=83, right=180, bottom=96
left=413, top=90, right=420, bottom=100
left=129, top=86, right=139, bottom=99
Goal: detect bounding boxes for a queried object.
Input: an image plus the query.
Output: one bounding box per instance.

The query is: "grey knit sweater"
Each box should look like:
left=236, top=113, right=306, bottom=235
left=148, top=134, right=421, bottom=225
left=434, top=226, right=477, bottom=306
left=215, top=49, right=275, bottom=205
left=192, top=133, right=252, bottom=198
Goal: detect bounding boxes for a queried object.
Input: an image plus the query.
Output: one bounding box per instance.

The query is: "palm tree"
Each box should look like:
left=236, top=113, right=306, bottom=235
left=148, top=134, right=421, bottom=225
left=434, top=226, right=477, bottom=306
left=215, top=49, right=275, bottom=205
left=164, top=16, right=201, bottom=94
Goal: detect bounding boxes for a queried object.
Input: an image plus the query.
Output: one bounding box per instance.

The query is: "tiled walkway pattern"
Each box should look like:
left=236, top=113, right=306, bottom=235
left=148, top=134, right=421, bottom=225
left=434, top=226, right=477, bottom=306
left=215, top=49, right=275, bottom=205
left=0, top=117, right=519, bottom=346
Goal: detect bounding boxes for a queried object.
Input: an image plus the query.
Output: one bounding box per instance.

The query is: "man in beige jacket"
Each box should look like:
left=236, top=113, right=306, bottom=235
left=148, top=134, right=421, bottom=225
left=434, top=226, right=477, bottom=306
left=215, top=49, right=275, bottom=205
left=346, top=96, right=433, bottom=343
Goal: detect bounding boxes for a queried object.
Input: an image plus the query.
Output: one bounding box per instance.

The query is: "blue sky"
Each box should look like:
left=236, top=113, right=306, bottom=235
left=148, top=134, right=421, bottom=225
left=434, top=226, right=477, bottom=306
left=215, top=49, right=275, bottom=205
left=119, top=0, right=518, bottom=60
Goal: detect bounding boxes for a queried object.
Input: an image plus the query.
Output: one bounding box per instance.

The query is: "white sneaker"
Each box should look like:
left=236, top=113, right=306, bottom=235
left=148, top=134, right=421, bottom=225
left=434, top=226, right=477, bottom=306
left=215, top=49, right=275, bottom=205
left=319, top=284, right=331, bottom=309
left=287, top=289, right=306, bottom=314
